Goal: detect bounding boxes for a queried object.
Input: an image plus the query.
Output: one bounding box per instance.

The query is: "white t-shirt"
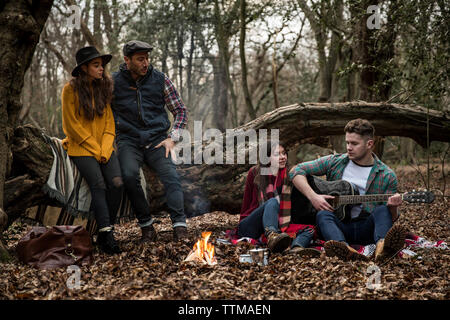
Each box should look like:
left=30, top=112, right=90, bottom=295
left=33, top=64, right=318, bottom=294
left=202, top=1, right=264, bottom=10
left=341, top=160, right=373, bottom=219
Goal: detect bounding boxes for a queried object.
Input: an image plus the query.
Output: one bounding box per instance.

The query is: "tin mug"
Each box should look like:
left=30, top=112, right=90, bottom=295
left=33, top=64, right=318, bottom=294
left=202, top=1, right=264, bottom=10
left=249, top=248, right=268, bottom=266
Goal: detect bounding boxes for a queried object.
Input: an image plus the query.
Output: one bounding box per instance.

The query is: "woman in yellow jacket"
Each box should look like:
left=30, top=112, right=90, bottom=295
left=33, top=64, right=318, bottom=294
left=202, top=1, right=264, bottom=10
left=62, top=46, right=122, bottom=254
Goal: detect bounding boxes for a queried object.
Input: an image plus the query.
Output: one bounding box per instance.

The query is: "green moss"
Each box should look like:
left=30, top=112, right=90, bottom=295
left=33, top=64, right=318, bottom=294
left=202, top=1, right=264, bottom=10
left=0, top=247, right=11, bottom=263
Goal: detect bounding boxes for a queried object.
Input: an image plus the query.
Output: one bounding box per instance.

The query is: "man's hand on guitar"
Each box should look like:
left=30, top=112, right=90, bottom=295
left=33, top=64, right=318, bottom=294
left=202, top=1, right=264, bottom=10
left=310, top=194, right=335, bottom=212
left=387, top=193, right=402, bottom=207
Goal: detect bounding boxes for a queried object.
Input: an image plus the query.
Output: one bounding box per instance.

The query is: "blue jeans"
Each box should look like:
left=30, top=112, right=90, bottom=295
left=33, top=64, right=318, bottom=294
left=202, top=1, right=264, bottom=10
left=117, top=140, right=186, bottom=228
left=237, top=198, right=314, bottom=248
left=237, top=198, right=280, bottom=238
left=316, top=205, right=392, bottom=245
left=291, top=227, right=315, bottom=248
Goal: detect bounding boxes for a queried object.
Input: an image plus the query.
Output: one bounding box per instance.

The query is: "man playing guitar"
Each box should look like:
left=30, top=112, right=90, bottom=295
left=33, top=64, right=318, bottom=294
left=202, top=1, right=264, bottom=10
left=290, top=118, right=406, bottom=261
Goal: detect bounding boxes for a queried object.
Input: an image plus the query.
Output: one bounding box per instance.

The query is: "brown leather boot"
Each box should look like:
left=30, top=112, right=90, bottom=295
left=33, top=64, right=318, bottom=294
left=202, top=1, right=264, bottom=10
left=266, top=229, right=292, bottom=253
left=375, top=224, right=407, bottom=261
left=173, top=226, right=189, bottom=242
left=97, top=230, right=121, bottom=255
left=140, top=224, right=157, bottom=243
left=324, top=240, right=369, bottom=261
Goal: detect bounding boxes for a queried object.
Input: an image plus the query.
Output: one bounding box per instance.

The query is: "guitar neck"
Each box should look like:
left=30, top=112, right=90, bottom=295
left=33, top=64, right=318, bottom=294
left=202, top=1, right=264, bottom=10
left=338, top=194, right=397, bottom=205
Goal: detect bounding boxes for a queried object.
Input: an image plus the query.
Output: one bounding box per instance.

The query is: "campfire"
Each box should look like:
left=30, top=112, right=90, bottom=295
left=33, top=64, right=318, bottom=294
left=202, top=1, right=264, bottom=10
left=184, top=231, right=217, bottom=266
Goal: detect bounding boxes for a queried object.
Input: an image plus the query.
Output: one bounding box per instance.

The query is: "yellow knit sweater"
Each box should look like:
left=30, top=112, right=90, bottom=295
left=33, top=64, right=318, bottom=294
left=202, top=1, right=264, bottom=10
left=61, top=82, right=115, bottom=163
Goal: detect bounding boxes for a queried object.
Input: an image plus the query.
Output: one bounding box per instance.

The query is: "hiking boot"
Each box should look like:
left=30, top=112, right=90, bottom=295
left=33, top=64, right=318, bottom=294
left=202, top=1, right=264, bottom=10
left=97, top=231, right=121, bottom=255
left=173, top=226, right=189, bottom=242
left=289, top=246, right=322, bottom=257
left=375, top=224, right=407, bottom=262
left=265, top=229, right=292, bottom=253
left=140, top=224, right=158, bottom=243
left=324, top=240, right=369, bottom=261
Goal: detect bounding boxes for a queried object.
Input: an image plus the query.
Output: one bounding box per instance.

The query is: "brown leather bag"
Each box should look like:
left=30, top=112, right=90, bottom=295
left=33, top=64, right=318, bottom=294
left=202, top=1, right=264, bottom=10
left=16, top=225, right=93, bottom=270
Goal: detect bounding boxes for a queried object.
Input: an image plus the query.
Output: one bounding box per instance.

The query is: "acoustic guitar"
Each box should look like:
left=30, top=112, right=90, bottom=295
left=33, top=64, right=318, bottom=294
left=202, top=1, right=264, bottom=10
left=290, top=175, right=435, bottom=224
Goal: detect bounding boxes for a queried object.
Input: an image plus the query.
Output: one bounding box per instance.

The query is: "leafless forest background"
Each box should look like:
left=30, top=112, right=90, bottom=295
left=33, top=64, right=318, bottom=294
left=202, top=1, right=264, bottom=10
left=19, top=0, right=450, bottom=167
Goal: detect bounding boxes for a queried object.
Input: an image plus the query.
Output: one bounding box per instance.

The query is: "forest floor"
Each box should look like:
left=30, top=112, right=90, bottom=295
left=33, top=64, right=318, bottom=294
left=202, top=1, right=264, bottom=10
left=0, top=168, right=448, bottom=300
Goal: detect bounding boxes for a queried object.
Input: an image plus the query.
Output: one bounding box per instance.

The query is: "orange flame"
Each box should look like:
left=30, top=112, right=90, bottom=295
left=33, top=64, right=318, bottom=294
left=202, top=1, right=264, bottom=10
left=184, top=231, right=217, bottom=265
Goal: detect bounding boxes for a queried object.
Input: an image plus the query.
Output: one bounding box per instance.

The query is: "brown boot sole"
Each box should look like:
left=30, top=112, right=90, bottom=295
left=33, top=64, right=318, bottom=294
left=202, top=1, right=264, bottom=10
left=269, top=233, right=292, bottom=253
left=377, top=224, right=407, bottom=261
left=325, top=241, right=369, bottom=261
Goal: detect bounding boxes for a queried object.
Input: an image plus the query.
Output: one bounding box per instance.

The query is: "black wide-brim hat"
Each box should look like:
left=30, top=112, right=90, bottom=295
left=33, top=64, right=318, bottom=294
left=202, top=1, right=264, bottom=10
left=72, top=46, right=113, bottom=77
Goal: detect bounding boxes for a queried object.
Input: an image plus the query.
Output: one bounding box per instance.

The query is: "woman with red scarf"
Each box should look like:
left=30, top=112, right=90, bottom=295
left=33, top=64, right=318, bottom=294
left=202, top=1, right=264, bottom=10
left=237, top=141, right=320, bottom=256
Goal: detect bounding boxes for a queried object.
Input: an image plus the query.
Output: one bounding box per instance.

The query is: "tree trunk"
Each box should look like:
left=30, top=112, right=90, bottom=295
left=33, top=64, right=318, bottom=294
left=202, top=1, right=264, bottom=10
left=161, top=39, right=169, bottom=75
left=298, top=0, right=344, bottom=151
left=65, top=0, right=100, bottom=49
left=93, top=0, right=102, bottom=49
left=4, top=102, right=450, bottom=231
left=328, top=0, right=344, bottom=103
left=350, top=0, right=377, bottom=102
left=349, top=0, right=400, bottom=158
left=298, top=0, right=328, bottom=102
left=272, top=33, right=280, bottom=109
left=177, top=26, right=184, bottom=96
left=101, top=0, right=119, bottom=68
left=0, top=208, right=8, bottom=261
left=211, top=56, right=229, bottom=132
left=186, top=0, right=200, bottom=108
left=213, top=0, right=239, bottom=128
left=0, top=0, right=54, bottom=260
left=239, top=0, right=256, bottom=119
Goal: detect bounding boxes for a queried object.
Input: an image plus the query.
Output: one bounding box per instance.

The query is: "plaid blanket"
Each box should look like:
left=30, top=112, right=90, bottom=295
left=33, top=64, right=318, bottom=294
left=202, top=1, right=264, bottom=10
left=223, top=227, right=448, bottom=259
left=40, top=135, right=147, bottom=235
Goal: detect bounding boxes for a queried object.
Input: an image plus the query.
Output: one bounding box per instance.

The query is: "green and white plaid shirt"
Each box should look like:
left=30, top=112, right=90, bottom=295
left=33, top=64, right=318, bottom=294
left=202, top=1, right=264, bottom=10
left=289, top=153, right=397, bottom=214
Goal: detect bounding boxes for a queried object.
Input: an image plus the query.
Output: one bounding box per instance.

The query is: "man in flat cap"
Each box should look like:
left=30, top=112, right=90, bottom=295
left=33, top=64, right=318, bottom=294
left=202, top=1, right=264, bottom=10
left=111, top=40, right=189, bottom=242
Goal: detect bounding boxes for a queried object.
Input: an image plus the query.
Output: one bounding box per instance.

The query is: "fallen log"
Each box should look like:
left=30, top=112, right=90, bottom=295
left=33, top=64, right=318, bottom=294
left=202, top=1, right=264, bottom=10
left=4, top=102, right=450, bottom=228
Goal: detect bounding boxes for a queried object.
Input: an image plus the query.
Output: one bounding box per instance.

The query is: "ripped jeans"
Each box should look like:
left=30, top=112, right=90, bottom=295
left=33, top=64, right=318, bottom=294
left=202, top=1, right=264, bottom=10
left=70, top=152, right=123, bottom=230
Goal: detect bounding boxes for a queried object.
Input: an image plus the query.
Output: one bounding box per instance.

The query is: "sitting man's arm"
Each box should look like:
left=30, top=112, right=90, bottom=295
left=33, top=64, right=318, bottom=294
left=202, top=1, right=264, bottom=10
left=289, top=155, right=335, bottom=212
left=385, top=172, right=402, bottom=222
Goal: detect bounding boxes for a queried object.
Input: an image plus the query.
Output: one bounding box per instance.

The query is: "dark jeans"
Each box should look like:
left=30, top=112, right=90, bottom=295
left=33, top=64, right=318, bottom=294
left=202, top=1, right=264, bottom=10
left=237, top=198, right=280, bottom=239
left=70, top=152, right=123, bottom=230
left=316, top=205, right=393, bottom=245
left=117, top=140, right=186, bottom=228
left=238, top=198, right=314, bottom=248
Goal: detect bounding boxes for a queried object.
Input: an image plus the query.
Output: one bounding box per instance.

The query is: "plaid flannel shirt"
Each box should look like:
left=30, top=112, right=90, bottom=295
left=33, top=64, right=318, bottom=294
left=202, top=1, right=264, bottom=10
left=164, top=75, right=188, bottom=141
left=289, top=153, right=398, bottom=214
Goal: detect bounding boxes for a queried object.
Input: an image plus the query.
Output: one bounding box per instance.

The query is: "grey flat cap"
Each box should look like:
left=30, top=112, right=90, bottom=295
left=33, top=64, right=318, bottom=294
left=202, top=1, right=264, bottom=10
left=123, top=40, right=153, bottom=56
